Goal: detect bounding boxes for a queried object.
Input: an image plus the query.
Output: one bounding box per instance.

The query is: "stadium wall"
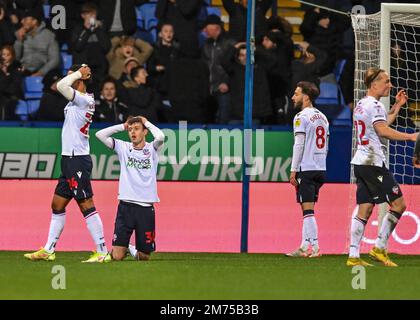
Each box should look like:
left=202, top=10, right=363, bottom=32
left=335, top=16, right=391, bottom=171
left=0, top=126, right=351, bottom=182
left=1, top=180, right=419, bottom=254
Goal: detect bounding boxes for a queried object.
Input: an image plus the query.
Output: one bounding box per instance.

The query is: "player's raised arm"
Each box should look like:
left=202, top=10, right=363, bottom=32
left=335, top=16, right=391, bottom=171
left=387, top=89, right=407, bottom=125
left=56, top=65, right=91, bottom=101
left=374, top=121, right=418, bottom=142
left=96, top=124, right=125, bottom=149
left=139, top=117, right=165, bottom=151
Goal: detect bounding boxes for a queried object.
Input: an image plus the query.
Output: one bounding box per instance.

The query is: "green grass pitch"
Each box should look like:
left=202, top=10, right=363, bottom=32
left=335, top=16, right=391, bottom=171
left=1, top=251, right=420, bottom=299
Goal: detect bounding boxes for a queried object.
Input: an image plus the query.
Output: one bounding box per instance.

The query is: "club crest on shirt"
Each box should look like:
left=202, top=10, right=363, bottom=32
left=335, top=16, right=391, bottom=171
left=143, top=148, right=150, bottom=156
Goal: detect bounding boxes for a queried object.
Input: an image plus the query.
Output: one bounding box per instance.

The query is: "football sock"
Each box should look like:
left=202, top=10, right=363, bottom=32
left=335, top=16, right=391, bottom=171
left=375, top=211, right=401, bottom=250
left=303, top=210, right=318, bottom=250
left=349, top=217, right=367, bottom=258
left=44, top=210, right=66, bottom=254
left=84, top=208, right=107, bottom=254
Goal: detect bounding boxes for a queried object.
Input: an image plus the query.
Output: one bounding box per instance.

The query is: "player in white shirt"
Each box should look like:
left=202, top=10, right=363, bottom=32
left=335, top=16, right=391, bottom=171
left=347, top=67, right=418, bottom=267
left=24, top=64, right=111, bottom=263
left=286, top=81, right=329, bottom=258
left=96, top=116, right=165, bottom=261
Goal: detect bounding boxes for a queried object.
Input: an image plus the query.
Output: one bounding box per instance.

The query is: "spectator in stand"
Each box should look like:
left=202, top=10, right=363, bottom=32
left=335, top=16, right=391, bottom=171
left=36, top=70, right=67, bottom=121
left=291, top=41, right=327, bottom=91
left=266, top=15, right=294, bottom=67
left=167, top=46, right=210, bottom=123
left=14, top=9, right=60, bottom=76
left=222, top=0, right=273, bottom=42
left=6, top=0, right=44, bottom=29
left=201, top=14, right=235, bottom=124
left=122, top=66, right=161, bottom=123
left=98, top=0, right=146, bottom=37
left=0, top=45, right=22, bottom=120
left=71, top=2, right=111, bottom=95
left=0, top=1, right=15, bottom=47
left=94, top=77, right=128, bottom=123
left=118, top=56, right=140, bottom=85
left=107, top=35, right=153, bottom=81
left=147, top=22, right=178, bottom=101
left=260, top=31, right=292, bottom=124
left=300, top=7, right=349, bottom=76
left=221, top=42, right=273, bottom=124
left=155, top=0, right=202, bottom=55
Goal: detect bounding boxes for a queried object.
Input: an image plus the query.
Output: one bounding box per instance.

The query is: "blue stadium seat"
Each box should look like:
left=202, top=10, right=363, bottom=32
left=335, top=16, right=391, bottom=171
left=43, top=4, right=50, bottom=19
left=316, top=82, right=339, bottom=105
left=61, top=43, right=69, bottom=52
left=135, top=6, right=144, bottom=29
left=27, top=100, right=41, bottom=115
left=61, top=53, right=72, bottom=74
left=15, top=100, right=28, bottom=120
left=146, top=17, right=158, bottom=30
left=139, top=3, right=156, bottom=30
left=332, top=105, right=352, bottom=126
left=24, top=77, right=44, bottom=99
left=334, top=59, right=347, bottom=82
left=206, top=6, right=221, bottom=16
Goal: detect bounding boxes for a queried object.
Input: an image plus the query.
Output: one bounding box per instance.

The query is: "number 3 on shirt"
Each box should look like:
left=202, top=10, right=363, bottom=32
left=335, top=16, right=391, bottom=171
left=316, top=126, right=326, bottom=148
left=354, top=120, right=369, bottom=145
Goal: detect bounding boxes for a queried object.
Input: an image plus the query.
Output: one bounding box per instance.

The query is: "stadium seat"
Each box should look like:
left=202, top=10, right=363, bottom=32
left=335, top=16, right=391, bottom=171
left=139, top=3, right=157, bottom=30
left=61, top=43, right=68, bottom=52
left=206, top=6, right=221, bottom=16
left=15, top=100, right=28, bottom=120
left=334, top=59, right=347, bottom=82
left=27, top=100, right=41, bottom=115
left=61, top=53, right=72, bottom=74
left=316, top=82, right=339, bottom=105
left=332, top=105, right=352, bottom=126
left=43, top=4, right=50, bottom=19
left=135, top=6, right=144, bottom=29
left=24, top=77, right=44, bottom=99
left=146, top=17, right=158, bottom=30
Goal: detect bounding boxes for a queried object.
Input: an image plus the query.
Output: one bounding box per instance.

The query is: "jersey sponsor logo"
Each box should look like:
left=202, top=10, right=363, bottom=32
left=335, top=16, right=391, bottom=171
left=126, top=156, right=152, bottom=170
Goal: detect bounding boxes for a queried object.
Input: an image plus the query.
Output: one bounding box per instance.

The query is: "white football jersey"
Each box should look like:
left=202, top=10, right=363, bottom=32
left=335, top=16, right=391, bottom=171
left=351, top=96, right=388, bottom=167
left=113, top=140, right=160, bottom=204
left=293, top=107, right=329, bottom=171
left=61, top=90, right=95, bottom=156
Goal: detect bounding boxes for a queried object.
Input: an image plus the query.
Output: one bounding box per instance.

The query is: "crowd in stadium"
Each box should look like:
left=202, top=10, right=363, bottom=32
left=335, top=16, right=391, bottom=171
left=0, top=0, right=414, bottom=125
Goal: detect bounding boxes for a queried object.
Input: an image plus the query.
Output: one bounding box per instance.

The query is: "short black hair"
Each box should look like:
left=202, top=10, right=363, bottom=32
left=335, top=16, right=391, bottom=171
left=81, top=2, right=97, bottom=14
left=130, top=66, right=145, bottom=81
left=100, top=76, right=117, bottom=91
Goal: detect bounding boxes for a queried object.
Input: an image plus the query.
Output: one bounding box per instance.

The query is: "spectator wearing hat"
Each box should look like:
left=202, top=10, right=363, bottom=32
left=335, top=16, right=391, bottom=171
left=118, top=56, right=140, bottom=85
left=0, top=44, right=22, bottom=120
left=147, top=22, right=179, bottom=101
left=6, top=0, right=44, bottom=28
left=107, top=35, right=153, bottom=81
left=14, top=8, right=60, bottom=76
left=222, top=0, right=273, bottom=42
left=155, top=0, right=203, bottom=56
left=36, top=70, right=67, bottom=121
left=71, top=2, right=112, bottom=95
left=0, top=1, right=15, bottom=47
left=121, top=66, right=161, bottom=123
left=202, top=14, right=235, bottom=124
left=94, top=77, right=128, bottom=123
left=300, top=7, right=348, bottom=76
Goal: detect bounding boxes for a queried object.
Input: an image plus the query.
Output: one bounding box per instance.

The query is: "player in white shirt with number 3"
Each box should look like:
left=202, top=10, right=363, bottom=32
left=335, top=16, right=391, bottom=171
left=96, top=116, right=165, bottom=261
left=347, top=67, right=418, bottom=267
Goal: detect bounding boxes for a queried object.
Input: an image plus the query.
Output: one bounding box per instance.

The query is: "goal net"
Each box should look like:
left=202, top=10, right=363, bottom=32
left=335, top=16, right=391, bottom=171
left=350, top=4, right=420, bottom=252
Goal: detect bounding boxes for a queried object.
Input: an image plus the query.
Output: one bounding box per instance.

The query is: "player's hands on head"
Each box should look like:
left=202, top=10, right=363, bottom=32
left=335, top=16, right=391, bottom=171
left=138, top=116, right=148, bottom=125
left=78, top=65, right=91, bottom=80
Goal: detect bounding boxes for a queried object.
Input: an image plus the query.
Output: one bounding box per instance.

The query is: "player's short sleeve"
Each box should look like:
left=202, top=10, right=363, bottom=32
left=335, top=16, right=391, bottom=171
left=293, top=114, right=307, bottom=134
left=72, top=91, right=95, bottom=109
left=370, top=102, right=387, bottom=125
